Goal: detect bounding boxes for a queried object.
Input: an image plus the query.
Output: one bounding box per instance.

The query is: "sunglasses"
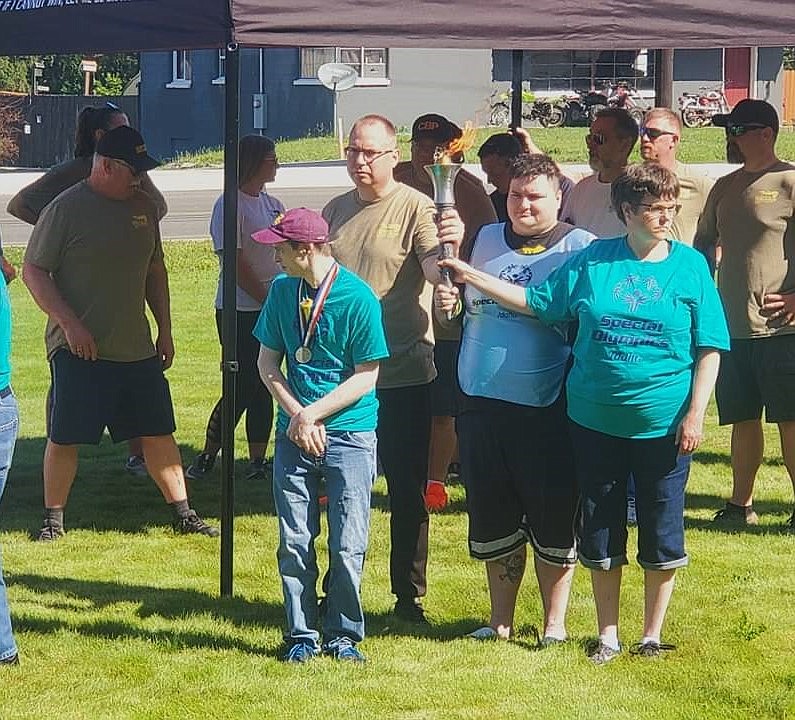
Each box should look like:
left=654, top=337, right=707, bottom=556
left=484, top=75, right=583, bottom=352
left=585, top=132, right=606, bottom=146
left=726, top=123, right=768, bottom=136
left=639, top=126, right=677, bottom=140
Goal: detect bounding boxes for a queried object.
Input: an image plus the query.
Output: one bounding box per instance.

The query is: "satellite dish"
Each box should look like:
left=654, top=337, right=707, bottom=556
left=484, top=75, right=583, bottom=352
left=317, top=63, right=358, bottom=92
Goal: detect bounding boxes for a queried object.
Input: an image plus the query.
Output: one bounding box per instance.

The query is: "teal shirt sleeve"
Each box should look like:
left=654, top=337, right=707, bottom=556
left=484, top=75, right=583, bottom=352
left=524, top=252, right=581, bottom=324
left=349, top=292, right=389, bottom=365
left=252, top=276, right=288, bottom=353
left=689, top=249, right=731, bottom=351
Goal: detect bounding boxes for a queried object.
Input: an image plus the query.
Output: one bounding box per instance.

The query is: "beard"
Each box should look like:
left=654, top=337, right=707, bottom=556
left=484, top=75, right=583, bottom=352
left=726, top=142, right=745, bottom=164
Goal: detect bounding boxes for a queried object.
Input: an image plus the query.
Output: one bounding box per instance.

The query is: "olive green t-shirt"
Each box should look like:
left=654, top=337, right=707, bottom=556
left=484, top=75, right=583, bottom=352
left=694, top=161, right=795, bottom=338
left=671, top=161, right=713, bottom=247
left=323, top=183, right=439, bottom=389
left=25, top=181, right=164, bottom=361
left=8, top=156, right=167, bottom=223
left=393, top=162, right=497, bottom=342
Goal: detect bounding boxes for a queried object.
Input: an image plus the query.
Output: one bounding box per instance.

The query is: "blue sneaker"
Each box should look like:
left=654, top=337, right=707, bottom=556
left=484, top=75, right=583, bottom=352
left=323, top=636, right=366, bottom=663
left=282, top=641, right=318, bottom=663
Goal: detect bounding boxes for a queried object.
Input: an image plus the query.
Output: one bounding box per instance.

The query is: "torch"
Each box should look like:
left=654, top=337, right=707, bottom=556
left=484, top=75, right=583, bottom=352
left=424, top=124, right=475, bottom=318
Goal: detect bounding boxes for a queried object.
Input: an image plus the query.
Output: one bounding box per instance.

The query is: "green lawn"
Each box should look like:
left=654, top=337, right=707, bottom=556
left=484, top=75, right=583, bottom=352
left=1, top=243, right=794, bottom=720
left=169, top=126, right=795, bottom=167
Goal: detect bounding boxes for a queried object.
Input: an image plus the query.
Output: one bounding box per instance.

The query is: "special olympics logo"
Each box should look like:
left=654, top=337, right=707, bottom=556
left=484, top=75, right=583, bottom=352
left=498, top=263, right=533, bottom=285
left=612, top=274, right=662, bottom=312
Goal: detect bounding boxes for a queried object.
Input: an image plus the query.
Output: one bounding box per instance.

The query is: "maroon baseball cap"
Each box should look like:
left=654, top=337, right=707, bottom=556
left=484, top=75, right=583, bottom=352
left=252, top=208, right=329, bottom=245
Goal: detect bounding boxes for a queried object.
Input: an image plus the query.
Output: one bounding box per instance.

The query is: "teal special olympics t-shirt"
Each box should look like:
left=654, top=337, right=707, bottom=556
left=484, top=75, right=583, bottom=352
left=525, top=237, right=730, bottom=439
left=0, top=278, right=11, bottom=391
left=253, top=264, right=389, bottom=433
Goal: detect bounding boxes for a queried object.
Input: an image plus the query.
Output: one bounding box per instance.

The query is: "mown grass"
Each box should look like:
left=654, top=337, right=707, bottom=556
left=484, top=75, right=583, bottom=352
left=0, top=243, right=794, bottom=720
left=167, top=126, right=795, bottom=167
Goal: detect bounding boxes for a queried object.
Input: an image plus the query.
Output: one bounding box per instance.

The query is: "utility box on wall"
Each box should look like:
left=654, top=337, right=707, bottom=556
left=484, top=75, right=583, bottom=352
left=253, top=93, right=267, bottom=129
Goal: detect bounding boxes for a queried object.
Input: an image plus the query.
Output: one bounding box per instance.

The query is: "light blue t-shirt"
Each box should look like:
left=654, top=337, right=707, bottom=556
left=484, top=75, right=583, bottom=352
left=525, top=237, right=730, bottom=439
left=0, top=279, right=10, bottom=390
left=459, top=222, right=594, bottom=406
left=253, top=265, right=389, bottom=433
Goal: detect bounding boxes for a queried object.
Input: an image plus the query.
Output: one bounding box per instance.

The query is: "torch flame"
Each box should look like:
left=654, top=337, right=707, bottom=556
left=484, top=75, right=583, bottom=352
left=432, top=121, right=478, bottom=164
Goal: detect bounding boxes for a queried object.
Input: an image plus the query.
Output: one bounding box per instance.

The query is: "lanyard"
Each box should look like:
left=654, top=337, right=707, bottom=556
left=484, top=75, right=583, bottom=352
left=294, top=262, right=339, bottom=364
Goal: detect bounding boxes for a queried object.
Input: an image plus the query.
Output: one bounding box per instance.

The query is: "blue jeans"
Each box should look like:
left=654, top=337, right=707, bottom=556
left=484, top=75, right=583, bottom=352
left=570, top=423, right=691, bottom=571
left=0, top=392, right=19, bottom=662
left=273, top=430, right=376, bottom=647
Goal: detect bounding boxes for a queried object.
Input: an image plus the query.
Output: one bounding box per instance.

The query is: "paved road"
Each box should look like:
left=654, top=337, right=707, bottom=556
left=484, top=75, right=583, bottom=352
left=0, top=186, right=349, bottom=246
left=0, top=161, right=735, bottom=247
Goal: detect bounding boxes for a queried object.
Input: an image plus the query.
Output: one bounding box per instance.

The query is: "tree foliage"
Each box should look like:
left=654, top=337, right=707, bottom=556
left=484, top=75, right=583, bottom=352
left=785, top=47, right=795, bottom=70
left=0, top=54, right=139, bottom=95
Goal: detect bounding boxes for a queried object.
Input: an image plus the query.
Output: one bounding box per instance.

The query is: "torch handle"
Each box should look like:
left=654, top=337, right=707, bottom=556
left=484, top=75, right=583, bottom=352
left=439, top=241, right=455, bottom=321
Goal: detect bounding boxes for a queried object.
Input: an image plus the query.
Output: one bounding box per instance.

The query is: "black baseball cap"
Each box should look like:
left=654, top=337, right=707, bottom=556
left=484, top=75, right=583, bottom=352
left=411, top=113, right=462, bottom=145
left=712, top=99, right=779, bottom=133
left=96, top=125, right=160, bottom=173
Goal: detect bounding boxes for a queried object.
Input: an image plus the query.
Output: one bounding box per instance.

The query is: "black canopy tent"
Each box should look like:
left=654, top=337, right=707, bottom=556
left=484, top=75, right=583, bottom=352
left=2, top=0, right=794, bottom=596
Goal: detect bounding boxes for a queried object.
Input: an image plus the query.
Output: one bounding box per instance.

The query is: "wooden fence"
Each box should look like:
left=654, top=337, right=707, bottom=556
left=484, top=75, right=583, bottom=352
left=3, top=95, right=138, bottom=169
left=783, top=69, right=795, bottom=126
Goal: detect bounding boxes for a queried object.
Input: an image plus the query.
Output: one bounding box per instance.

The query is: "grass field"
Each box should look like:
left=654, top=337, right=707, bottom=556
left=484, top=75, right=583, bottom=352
left=0, top=243, right=794, bottom=719
left=168, top=125, right=795, bottom=167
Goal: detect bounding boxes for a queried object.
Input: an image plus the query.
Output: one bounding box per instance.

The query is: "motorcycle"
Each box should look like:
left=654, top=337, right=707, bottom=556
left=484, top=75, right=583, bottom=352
left=488, top=88, right=567, bottom=128
left=562, top=82, right=647, bottom=127
left=678, top=87, right=731, bottom=128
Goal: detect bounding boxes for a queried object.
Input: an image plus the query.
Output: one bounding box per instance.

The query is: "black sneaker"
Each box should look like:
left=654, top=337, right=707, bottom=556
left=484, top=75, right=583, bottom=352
left=173, top=511, right=219, bottom=537
left=629, top=640, right=676, bottom=657
left=393, top=598, right=429, bottom=624
left=37, top=521, right=65, bottom=542
left=713, top=502, right=759, bottom=526
left=245, top=457, right=270, bottom=481
left=185, top=453, right=215, bottom=481
left=0, top=653, right=19, bottom=666
left=586, top=639, right=622, bottom=665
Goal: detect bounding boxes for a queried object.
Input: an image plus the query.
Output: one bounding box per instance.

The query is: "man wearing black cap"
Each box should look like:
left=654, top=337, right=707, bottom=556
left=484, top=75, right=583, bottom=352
left=395, top=113, right=496, bottom=511
left=694, top=99, right=795, bottom=530
left=22, top=126, right=219, bottom=541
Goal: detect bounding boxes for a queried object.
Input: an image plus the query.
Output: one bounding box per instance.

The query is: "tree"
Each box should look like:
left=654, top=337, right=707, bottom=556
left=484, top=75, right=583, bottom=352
left=785, top=47, right=795, bottom=70
left=0, top=53, right=139, bottom=96
left=0, top=57, right=32, bottom=93
left=0, top=96, right=24, bottom=164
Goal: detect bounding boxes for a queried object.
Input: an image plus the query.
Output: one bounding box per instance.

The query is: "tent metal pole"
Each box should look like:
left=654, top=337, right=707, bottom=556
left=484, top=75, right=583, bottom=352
left=220, top=43, right=240, bottom=598
left=510, top=49, right=523, bottom=129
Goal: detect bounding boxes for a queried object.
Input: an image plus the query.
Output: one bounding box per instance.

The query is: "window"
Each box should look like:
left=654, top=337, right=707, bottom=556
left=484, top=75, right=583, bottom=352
left=296, top=47, right=389, bottom=85
left=166, top=50, right=192, bottom=88
left=212, top=49, right=226, bottom=85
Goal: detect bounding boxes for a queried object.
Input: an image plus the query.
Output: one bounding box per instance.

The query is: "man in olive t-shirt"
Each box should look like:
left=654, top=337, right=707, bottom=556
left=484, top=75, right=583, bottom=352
left=323, top=114, right=464, bottom=622
left=394, top=113, right=497, bottom=511
left=694, top=100, right=795, bottom=530
left=22, top=126, right=217, bottom=542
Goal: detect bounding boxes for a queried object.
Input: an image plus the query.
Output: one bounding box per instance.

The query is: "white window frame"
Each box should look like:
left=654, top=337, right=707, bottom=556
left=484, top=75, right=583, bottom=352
left=212, top=49, right=226, bottom=85
left=166, top=50, right=192, bottom=88
left=294, top=47, right=390, bottom=87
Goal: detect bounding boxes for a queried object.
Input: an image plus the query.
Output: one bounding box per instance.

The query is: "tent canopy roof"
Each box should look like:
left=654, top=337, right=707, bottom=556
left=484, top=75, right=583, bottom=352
left=1, top=0, right=794, bottom=55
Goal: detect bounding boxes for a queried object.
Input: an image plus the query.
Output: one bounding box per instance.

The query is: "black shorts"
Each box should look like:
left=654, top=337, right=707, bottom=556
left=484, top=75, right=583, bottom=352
left=457, top=393, right=578, bottom=566
left=430, top=339, right=459, bottom=417
left=716, top=334, right=795, bottom=424
left=48, top=349, right=176, bottom=445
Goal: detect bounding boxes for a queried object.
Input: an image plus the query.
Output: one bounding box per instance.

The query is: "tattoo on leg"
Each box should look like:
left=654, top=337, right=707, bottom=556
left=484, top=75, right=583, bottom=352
left=497, top=551, right=526, bottom=584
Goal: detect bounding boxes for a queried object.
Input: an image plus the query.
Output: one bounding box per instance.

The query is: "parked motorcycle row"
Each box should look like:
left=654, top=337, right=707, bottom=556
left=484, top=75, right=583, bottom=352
left=488, top=82, right=649, bottom=129
left=489, top=83, right=733, bottom=129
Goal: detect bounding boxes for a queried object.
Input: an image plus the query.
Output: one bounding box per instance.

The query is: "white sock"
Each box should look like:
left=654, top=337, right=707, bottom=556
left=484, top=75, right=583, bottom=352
left=641, top=635, right=660, bottom=646
left=599, top=634, right=620, bottom=651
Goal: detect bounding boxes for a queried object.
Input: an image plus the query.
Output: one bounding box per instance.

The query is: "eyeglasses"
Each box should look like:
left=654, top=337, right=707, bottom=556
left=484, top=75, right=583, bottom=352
left=639, top=126, right=677, bottom=140
left=726, top=123, right=768, bottom=137
left=110, top=158, right=140, bottom=177
left=585, top=132, right=606, bottom=146
left=638, top=202, right=681, bottom=218
left=344, top=146, right=396, bottom=163
left=264, top=154, right=279, bottom=165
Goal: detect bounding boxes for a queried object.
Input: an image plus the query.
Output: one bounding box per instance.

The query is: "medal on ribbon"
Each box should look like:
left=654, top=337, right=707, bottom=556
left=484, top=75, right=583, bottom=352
left=295, top=262, right=339, bottom=364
